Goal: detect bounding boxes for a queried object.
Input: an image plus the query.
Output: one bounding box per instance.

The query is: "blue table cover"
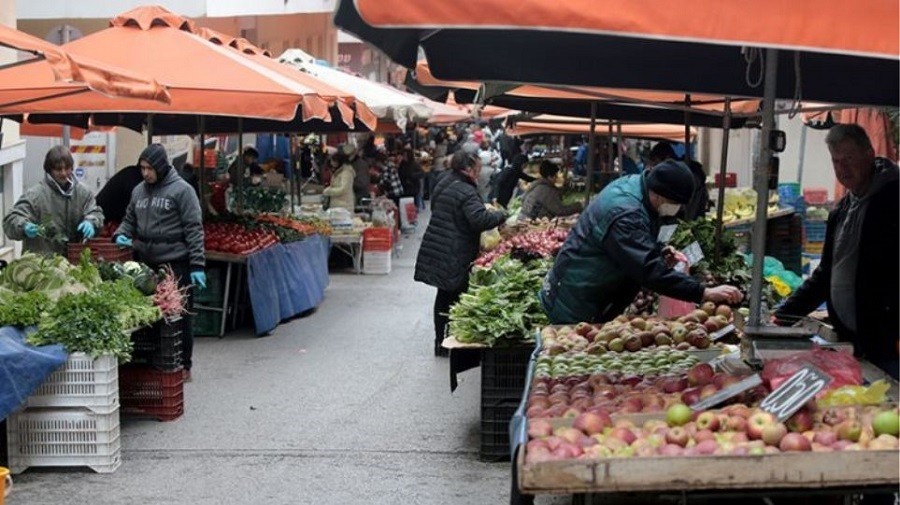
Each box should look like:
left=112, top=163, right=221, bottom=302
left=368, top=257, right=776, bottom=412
left=0, top=326, right=67, bottom=420
left=246, top=234, right=330, bottom=335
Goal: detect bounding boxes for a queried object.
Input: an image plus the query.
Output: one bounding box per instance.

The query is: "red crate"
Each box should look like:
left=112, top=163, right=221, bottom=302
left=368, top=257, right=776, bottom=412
left=803, top=187, right=829, bottom=205
left=714, top=172, right=737, bottom=188
left=363, top=227, right=392, bottom=251
left=67, top=240, right=133, bottom=264
left=118, top=365, right=184, bottom=422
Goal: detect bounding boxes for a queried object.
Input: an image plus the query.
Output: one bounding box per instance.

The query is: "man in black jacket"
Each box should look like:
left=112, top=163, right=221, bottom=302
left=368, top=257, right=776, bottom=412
left=96, top=165, right=143, bottom=224
left=415, top=151, right=507, bottom=356
left=775, top=124, right=899, bottom=378
left=496, top=139, right=535, bottom=207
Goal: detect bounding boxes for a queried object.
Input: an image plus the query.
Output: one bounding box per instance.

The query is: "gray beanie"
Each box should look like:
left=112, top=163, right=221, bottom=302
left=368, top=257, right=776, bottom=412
left=646, top=160, right=695, bottom=204
left=139, top=144, right=171, bottom=182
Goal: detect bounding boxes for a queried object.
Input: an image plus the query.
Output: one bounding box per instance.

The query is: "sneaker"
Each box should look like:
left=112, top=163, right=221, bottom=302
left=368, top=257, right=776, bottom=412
left=183, top=369, right=192, bottom=382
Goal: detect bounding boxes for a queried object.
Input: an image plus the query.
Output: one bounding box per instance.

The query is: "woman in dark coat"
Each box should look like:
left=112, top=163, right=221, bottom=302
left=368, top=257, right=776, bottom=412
left=414, top=151, right=507, bottom=356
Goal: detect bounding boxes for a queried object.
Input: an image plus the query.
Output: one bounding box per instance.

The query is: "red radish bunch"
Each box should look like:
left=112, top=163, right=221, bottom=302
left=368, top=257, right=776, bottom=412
left=153, top=265, right=190, bottom=322
left=475, top=228, right=569, bottom=268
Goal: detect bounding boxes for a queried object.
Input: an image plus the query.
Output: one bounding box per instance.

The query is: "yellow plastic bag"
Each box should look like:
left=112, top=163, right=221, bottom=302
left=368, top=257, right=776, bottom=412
left=817, top=379, right=891, bottom=407
left=765, top=275, right=792, bottom=298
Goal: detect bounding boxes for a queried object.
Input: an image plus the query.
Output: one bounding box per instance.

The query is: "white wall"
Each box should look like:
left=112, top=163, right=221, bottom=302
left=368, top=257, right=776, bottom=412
left=0, top=0, right=24, bottom=261
left=18, top=0, right=335, bottom=19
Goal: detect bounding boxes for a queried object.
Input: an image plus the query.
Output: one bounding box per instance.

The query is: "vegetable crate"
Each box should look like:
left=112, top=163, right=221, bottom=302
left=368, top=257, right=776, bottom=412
left=803, top=219, right=827, bottom=243
left=66, top=239, right=133, bottom=265
left=130, top=318, right=183, bottom=371
left=363, top=251, right=391, bottom=275
left=24, top=353, right=118, bottom=414
left=362, top=227, right=392, bottom=252
left=193, top=308, right=224, bottom=337
left=6, top=407, right=121, bottom=474
left=765, top=215, right=803, bottom=275
left=194, top=266, right=225, bottom=306
left=118, top=365, right=184, bottom=422
left=480, top=346, right=534, bottom=461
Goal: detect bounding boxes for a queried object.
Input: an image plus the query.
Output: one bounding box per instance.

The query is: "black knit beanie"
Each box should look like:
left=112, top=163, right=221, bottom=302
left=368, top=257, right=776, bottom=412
left=646, top=160, right=695, bottom=204
left=139, top=144, right=171, bottom=182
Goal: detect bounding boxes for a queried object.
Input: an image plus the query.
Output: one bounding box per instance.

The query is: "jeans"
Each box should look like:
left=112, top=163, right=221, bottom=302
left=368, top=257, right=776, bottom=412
left=433, top=288, right=463, bottom=345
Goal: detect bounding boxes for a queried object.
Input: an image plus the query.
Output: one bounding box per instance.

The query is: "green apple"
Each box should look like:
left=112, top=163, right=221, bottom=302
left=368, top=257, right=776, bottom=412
left=666, top=403, right=693, bottom=427
left=872, top=411, right=900, bottom=437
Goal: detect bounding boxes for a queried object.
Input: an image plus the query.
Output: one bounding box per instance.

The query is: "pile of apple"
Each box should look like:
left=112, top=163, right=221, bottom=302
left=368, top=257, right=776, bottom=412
left=534, top=349, right=702, bottom=379
left=527, top=363, right=764, bottom=418
left=525, top=403, right=900, bottom=464
left=541, top=303, right=734, bottom=355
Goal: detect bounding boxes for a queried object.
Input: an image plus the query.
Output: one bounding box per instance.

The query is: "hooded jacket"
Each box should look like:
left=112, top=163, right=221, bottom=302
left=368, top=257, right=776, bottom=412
left=3, top=175, right=103, bottom=256
left=323, top=163, right=356, bottom=212
left=519, top=178, right=581, bottom=221
left=115, top=168, right=205, bottom=269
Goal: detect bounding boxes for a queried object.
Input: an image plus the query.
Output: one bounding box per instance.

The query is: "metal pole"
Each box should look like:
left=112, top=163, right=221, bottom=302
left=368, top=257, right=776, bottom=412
left=797, top=123, right=807, bottom=187
left=684, top=94, right=692, bottom=162
left=61, top=25, right=71, bottom=148
left=198, top=116, right=207, bottom=219
left=584, top=102, right=597, bottom=206
left=714, top=98, right=733, bottom=262
left=607, top=123, right=614, bottom=171
left=237, top=117, right=244, bottom=213
left=749, top=49, right=779, bottom=327
left=616, top=123, right=623, bottom=173
left=146, top=114, right=155, bottom=146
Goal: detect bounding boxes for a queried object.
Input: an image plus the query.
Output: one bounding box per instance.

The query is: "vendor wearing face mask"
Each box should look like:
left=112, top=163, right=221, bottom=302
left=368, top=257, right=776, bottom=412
left=540, top=160, right=742, bottom=324
left=3, top=145, right=103, bottom=256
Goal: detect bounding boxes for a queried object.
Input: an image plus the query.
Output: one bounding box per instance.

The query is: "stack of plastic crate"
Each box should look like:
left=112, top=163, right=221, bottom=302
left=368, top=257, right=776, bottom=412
left=7, top=353, right=121, bottom=473
left=803, top=219, right=827, bottom=255
left=120, top=318, right=185, bottom=421
left=362, top=227, right=392, bottom=274
left=480, top=345, right=535, bottom=462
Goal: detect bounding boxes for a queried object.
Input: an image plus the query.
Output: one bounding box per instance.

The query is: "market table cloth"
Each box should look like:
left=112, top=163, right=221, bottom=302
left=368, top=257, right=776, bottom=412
left=0, top=326, right=67, bottom=420
left=246, top=235, right=330, bottom=335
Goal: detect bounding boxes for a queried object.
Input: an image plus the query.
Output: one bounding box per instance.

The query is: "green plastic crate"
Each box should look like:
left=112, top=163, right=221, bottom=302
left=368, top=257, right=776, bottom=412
left=194, top=266, right=225, bottom=306
left=192, top=308, right=223, bottom=337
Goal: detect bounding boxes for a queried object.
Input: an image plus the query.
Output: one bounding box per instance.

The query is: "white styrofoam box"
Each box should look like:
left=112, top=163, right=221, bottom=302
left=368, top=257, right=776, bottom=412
left=363, top=251, right=391, bottom=274
left=26, top=353, right=118, bottom=413
left=7, top=407, right=121, bottom=474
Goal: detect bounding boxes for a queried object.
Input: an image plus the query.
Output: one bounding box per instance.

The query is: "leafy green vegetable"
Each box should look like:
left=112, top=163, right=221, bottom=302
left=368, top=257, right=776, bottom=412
left=0, top=291, right=49, bottom=327
left=449, top=257, right=549, bottom=346
left=28, top=290, right=134, bottom=360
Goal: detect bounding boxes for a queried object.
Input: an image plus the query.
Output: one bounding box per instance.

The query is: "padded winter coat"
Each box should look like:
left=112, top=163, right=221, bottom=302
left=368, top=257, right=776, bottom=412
left=415, top=171, right=507, bottom=292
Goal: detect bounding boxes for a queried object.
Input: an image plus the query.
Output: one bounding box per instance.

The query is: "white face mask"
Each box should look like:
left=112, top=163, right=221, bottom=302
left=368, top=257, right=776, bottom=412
left=658, top=203, right=682, bottom=217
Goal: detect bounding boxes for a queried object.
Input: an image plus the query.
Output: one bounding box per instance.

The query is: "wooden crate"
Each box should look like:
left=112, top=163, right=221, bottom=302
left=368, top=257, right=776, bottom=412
left=518, top=448, right=900, bottom=494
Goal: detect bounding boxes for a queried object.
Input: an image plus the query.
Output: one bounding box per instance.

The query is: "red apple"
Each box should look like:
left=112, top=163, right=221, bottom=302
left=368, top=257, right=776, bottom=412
left=699, top=384, right=719, bottom=400
left=562, top=408, right=581, bottom=418
left=576, top=435, right=598, bottom=448
left=726, top=415, right=749, bottom=432
left=731, top=432, right=749, bottom=443
left=725, top=404, right=753, bottom=419
left=556, top=427, right=583, bottom=444
left=813, top=430, right=838, bottom=446
left=659, top=443, right=685, bottom=457
left=695, top=412, right=721, bottom=432
left=779, top=432, right=812, bottom=452
left=528, top=419, right=554, bottom=438
left=662, top=376, right=689, bottom=393
left=609, top=427, right=637, bottom=445
left=786, top=409, right=814, bottom=433
left=545, top=436, right=564, bottom=451
left=680, top=387, right=702, bottom=406
left=694, top=439, right=720, bottom=455
left=761, top=422, right=788, bottom=447
left=747, top=412, right=776, bottom=440
left=572, top=412, right=612, bottom=436
left=666, top=427, right=691, bottom=447
left=687, top=363, right=715, bottom=386
left=694, top=429, right=716, bottom=443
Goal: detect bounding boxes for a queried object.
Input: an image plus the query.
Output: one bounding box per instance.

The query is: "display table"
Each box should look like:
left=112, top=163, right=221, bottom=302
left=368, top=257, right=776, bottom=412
left=330, top=233, right=363, bottom=274
left=203, top=234, right=330, bottom=336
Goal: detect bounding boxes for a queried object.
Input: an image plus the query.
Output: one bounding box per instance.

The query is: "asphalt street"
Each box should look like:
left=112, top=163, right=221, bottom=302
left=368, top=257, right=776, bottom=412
left=8, top=213, right=570, bottom=505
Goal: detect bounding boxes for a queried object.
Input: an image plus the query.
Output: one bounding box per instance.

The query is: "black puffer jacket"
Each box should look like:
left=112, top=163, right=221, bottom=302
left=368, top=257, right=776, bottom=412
left=415, top=171, right=507, bottom=292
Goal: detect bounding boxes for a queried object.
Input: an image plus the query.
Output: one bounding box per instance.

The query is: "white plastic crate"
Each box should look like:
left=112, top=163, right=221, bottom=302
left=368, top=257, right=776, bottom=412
left=25, top=353, right=118, bottom=413
left=363, top=251, right=391, bottom=274
left=7, top=407, right=121, bottom=474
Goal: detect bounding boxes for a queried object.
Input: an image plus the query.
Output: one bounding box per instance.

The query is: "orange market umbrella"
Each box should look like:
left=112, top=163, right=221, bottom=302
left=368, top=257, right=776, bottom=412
left=509, top=119, right=696, bottom=143
left=0, top=6, right=370, bottom=134
left=0, top=24, right=170, bottom=106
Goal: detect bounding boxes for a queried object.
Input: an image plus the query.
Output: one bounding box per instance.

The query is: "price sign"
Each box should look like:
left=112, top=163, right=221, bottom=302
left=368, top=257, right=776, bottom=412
left=657, top=224, right=677, bottom=243
left=710, top=324, right=736, bottom=341
left=682, top=241, right=704, bottom=266
left=691, top=374, right=763, bottom=411
left=759, top=365, right=832, bottom=421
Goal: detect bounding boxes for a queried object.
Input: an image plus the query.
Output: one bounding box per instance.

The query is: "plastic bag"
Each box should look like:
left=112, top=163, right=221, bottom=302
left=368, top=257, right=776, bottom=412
left=761, top=346, right=862, bottom=392
left=0, top=326, right=68, bottom=420
left=817, top=380, right=891, bottom=407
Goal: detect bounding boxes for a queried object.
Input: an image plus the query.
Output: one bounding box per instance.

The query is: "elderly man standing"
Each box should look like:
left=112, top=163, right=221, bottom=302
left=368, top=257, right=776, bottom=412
left=114, top=144, right=206, bottom=382
left=776, top=124, right=899, bottom=378
left=3, top=146, right=103, bottom=255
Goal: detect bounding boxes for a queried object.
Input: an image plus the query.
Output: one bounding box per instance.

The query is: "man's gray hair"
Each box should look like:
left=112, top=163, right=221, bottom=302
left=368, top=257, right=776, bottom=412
left=825, top=124, right=873, bottom=151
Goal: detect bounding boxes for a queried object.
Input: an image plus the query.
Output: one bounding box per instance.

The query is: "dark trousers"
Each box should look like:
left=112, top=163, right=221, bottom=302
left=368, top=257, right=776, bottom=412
left=150, top=260, right=195, bottom=370
left=434, top=288, right=463, bottom=345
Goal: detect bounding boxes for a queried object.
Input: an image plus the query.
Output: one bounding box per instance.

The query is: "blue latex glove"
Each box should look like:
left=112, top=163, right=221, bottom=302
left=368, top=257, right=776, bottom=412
left=23, top=222, right=39, bottom=238
left=190, top=271, right=207, bottom=290
left=77, top=221, right=95, bottom=239
left=115, top=235, right=133, bottom=248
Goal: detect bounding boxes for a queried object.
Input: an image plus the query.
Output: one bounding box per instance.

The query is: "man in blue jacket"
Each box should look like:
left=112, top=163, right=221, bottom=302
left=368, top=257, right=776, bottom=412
left=540, top=160, right=742, bottom=324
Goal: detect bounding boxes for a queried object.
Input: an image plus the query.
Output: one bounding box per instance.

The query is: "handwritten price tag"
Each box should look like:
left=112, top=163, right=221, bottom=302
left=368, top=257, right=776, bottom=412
left=657, top=224, right=677, bottom=243
left=682, top=241, right=704, bottom=267
left=759, top=365, right=832, bottom=422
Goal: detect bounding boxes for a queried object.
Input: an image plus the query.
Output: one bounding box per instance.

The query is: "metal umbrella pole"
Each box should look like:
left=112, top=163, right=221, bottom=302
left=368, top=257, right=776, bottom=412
left=147, top=113, right=155, bottom=145
left=749, top=48, right=779, bottom=327
left=584, top=101, right=597, bottom=206
left=236, top=117, right=244, bottom=213
left=713, top=98, right=733, bottom=262
left=616, top=122, right=623, bottom=173
left=684, top=94, right=692, bottom=161
left=198, top=116, right=207, bottom=219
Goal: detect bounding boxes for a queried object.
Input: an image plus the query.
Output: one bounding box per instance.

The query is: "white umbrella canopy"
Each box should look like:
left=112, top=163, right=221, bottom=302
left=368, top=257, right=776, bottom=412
left=278, top=49, right=432, bottom=130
